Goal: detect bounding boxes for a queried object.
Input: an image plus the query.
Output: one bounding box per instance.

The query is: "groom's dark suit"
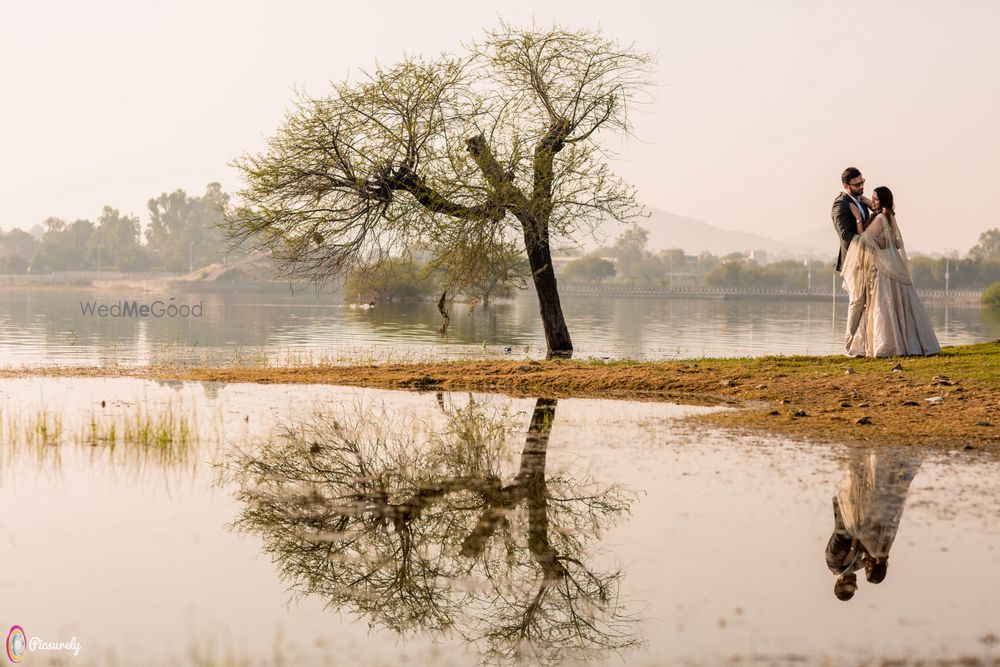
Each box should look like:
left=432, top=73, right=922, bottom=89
left=833, top=191, right=871, bottom=351
left=832, top=192, right=870, bottom=273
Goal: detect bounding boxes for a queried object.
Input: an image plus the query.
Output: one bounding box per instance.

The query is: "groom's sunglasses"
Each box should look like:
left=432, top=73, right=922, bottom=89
left=849, top=179, right=865, bottom=187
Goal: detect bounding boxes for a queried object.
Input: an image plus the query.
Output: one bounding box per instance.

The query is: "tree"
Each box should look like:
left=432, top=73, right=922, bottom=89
left=612, top=227, right=648, bottom=263
left=610, top=226, right=663, bottom=285
left=343, top=257, right=436, bottom=302
left=31, top=217, right=96, bottom=272
left=561, top=255, right=616, bottom=284
left=88, top=206, right=145, bottom=271
left=696, top=251, right=720, bottom=274
left=225, top=24, right=654, bottom=356
left=970, top=228, right=1000, bottom=260
left=0, top=228, right=38, bottom=273
left=704, top=260, right=744, bottom=288
left=429, top=239, right=530, bottom=309
left=146, top=183, right=232, bottom=271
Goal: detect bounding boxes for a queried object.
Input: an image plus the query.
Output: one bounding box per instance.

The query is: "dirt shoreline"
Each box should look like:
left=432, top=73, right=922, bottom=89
left=4, top=341, right=998, bottom=450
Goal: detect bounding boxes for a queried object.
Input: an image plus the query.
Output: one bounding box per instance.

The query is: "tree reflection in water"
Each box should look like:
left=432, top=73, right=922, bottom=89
left=227, top=396, right=640, bottom=664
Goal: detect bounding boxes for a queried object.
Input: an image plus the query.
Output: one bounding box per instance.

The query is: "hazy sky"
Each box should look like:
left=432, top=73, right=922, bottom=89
left=2, top=0, right=997, bottom=253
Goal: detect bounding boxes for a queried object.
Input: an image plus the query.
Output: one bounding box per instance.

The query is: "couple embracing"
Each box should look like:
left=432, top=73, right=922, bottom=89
left=832, top=167, right=940, bottom=357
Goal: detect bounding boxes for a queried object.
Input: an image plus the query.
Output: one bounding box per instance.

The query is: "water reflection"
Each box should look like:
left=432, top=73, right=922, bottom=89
left=4, top=288, right=998, bottom=364
left=825, top=447, right=923, bottom=601
left=228, top=396, right=639, bottom=664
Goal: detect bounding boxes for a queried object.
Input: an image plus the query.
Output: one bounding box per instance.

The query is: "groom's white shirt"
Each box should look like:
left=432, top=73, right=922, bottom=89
left=847, top=193, right=868, bottom=223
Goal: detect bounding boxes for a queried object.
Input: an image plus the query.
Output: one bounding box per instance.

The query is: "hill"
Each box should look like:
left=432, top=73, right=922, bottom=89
left=588, top=208, right=800, bottom=257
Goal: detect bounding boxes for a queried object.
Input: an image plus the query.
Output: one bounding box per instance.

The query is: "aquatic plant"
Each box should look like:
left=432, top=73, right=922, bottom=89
left=1, top=399, right=205, bottom=467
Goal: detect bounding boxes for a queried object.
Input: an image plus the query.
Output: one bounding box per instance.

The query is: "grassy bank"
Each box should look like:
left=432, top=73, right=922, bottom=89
left=5, top=341, right=999, bottom=450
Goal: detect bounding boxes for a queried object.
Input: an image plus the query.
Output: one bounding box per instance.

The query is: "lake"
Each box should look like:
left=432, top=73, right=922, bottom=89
left=1, top=288, right=998, bottom=366
left=1, top=379, right=998, bottom=666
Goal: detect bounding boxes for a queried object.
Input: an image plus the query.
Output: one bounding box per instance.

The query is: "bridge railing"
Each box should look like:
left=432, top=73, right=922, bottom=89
left=554, top=284, right=983, bottom=301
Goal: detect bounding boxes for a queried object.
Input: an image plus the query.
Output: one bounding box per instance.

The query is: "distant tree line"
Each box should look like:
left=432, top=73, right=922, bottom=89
left=558, top=226, right=1000, bottom=291
left=0, top=183, right=239, bottom=274
left=345, top=226, right=1000, bottom=300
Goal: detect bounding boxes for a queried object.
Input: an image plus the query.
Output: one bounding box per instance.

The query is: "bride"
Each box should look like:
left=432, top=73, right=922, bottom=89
left=843, top=186, right=941, bottom=357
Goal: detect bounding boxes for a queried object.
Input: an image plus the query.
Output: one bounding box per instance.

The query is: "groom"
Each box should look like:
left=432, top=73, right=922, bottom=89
left=832, top=167, right=870, bottom=346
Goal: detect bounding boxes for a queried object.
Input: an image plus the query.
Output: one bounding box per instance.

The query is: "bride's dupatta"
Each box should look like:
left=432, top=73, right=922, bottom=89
left=883, top=214, right=914, bottom=283
left=842, top=212, right=912, bottom=298
left=843, top=209, right=939, bottom=357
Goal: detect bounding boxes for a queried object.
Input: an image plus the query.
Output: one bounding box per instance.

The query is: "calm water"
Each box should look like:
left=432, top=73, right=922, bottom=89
left=1, top=288, right=998, bottom=365
left=1, top=379, right=999, bottom=666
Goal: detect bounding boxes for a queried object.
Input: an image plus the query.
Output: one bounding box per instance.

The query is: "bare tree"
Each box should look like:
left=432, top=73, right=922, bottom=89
left=225, top=23, right=653, bottom=356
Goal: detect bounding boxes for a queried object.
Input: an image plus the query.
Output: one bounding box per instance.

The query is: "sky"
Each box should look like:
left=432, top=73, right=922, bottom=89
left=1, top=0, right=998, bottom=254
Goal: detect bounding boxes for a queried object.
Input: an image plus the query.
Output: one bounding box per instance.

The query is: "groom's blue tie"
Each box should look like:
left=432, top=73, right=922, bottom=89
left=853, top=196, right=867, bottom=223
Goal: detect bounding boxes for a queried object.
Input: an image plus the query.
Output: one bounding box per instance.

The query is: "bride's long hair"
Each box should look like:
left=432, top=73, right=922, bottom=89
left=873, top=186, right=895, bottom=218
left=872, top=185, right=912, bottom=280
left=843, top=184, right=914, bottom=290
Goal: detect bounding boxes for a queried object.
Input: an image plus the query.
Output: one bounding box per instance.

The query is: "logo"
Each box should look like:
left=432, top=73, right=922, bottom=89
left=6, top=626, right=26, bottom=663
left=79, top=298, right=204, bottom=318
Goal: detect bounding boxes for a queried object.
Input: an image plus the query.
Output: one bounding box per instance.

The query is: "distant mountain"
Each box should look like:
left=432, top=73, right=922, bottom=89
left=784, top=225, right=839, bottom=256
left=589, top=208, right=801, bottom=257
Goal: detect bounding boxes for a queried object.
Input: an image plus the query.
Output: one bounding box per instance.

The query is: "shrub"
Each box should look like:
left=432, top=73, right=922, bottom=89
left=561, top=256, right=616, bottom=284
left=343, top=259, right=435, bottom=302
left=981, top=281, right=1000, bottom=307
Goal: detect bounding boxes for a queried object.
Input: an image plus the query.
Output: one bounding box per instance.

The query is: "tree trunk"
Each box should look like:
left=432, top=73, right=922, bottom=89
left=436, top=289, right=450, bottom=335
left=521, top=398, right=565, bottom=578
left=522, top=226, right=573, bottom=357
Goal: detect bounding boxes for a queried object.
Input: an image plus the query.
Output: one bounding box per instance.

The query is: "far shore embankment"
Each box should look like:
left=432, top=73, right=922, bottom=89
left=0, top=274, right=986, bottom=304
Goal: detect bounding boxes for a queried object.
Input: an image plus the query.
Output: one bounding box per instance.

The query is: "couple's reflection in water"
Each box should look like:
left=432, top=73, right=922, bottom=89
left=227, top=394, right=640, bottom=665
left=825, top=446, right=923, bottom=601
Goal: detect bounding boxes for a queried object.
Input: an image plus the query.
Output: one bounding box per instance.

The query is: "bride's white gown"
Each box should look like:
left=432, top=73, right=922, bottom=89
left=843, top=213, right=941, bottom=357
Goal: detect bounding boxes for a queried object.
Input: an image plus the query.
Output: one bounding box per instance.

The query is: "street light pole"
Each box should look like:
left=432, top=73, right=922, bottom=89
left=942, top=248, right=958, bottom=303
left=189, top=242, right=194, bottom=272
left=805, top=248, right=813, bottom=294
left=945, top=255, right=950, bottom=302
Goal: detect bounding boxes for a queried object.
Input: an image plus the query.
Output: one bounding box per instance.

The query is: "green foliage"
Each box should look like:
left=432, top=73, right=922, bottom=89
left=970, top=228, right=1000, bottom=260
left=343, top=259, right=437, bottom=302
left=3, top=182, right=238, bottom=275
left=88, top=207, right=146, bottom=271
left=612, top=227, right=649, bottom=264
left=0, top=229, right=38, bottom=272
left=609, top=226, right=666, bottom=286
left=146, top=183, right=232, bottom=271
left=0, top=255, right=29, bottom=274
left=223, top=24, right=655, bottom=352
left=30, top=218, right=96, bottom=272
left=561, top=255, right=616, bottom=284
left=981, top=281, right=1000, bottom=307
left=696, top=251, right=720, bottom=274
left=428, top=240, right=529, bottom=305
left=909, top=255, right=1000, bottom=289
left=704, top=257, right=822, bottom=290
